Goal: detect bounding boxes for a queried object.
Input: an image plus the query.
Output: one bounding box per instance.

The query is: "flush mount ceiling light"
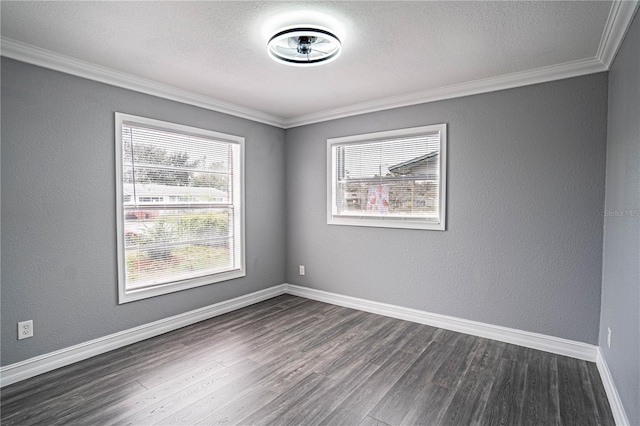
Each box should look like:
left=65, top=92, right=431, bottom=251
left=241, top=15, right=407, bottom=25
left=267, top=26, right=342, bottom=66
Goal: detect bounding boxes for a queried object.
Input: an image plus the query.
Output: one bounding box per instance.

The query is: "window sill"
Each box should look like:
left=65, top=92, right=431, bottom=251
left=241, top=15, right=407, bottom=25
left=118, top=268, right=246, bottom=304
left=328, top=215, right=445, bottom=231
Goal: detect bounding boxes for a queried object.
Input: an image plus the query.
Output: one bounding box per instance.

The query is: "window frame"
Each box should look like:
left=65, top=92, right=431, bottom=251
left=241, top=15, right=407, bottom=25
left=115, top=112, right=246, bottom=304
left=327, top=124, right=447, bottom=231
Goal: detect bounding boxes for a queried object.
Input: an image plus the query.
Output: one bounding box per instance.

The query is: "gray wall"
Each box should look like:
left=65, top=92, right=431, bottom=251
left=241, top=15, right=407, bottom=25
left=0, top=55, right=616, bottom=371
left=1, top=58, right=287, bottom=366
left=286, top=73, right=608, bottom=344
left=599, top=11, right=640, bottom=425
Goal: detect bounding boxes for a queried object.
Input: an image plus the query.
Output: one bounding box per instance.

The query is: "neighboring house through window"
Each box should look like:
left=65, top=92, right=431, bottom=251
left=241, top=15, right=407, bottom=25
left=115, top=113, right=245, bottom=303
left=327, top=124, right=447, bottom=230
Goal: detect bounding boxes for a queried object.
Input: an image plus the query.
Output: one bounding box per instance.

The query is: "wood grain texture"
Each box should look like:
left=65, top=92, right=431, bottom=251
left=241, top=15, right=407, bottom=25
left=1, top=295, right=614, bottom=426
left=440, top=370, right=495, bottom=425
left=520, top=354, right=561, bottom=425
left=480, top=358, right=528, bottom=425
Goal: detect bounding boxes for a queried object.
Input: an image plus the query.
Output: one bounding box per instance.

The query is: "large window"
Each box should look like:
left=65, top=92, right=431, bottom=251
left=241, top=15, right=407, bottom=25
left=115, top=113, right=245, bottom=303
left=328, top=124, right=446, bottom=230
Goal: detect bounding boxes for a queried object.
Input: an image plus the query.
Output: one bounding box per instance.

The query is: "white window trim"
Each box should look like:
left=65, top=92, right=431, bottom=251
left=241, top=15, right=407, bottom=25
left=327, top=124, right=447, bottom=231
left=115, top=113, right=246, bottom=304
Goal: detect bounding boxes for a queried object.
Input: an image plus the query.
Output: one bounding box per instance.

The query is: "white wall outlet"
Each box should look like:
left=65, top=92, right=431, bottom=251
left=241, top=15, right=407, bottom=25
left=299, top=265, right=305, bottom=275
left=607, top=327, right=612, bottom=348
left=18, top=320, right=33, bottom=340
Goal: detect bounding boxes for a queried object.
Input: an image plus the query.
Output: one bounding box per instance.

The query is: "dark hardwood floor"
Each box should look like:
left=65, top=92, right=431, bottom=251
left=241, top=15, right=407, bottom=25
left=1, top=295, right=614, bottom=425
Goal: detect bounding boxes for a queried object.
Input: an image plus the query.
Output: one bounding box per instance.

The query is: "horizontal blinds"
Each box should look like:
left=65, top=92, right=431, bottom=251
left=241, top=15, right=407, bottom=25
left=122, top=123, right=233, bottom=194
left=121, top=122, right=240, bottom=289
left=337, top=134, right=440, bottom=180
left=335, top=131, right=441, bottom=219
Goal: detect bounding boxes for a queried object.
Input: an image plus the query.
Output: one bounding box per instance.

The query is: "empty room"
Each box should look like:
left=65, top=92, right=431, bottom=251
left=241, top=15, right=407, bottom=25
left=1, top=1, right=639, bottom=425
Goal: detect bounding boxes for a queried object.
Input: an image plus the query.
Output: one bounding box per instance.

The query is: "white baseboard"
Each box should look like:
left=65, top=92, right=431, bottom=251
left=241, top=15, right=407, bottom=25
left=0, top=284, right=287, bottom=387
left=4, top=283, right=626, bottom=424
left=597, top=348, right=630, bottom=426
left=0, top=282, right=601, bottom=390
left=284, top=284, right=598, bottom=362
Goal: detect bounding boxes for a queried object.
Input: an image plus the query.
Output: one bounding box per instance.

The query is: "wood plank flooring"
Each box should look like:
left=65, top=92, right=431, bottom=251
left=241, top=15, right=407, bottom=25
left=1, top=295, right=614, bottom=425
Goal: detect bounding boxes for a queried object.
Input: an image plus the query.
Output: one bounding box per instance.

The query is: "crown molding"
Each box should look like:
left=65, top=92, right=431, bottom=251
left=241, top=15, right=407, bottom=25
left=2, top=1, right=637, bottom=130
left=0, top=37, right=286, bottom=128
left=282, top=0, right=637, bottom=128
left=282, top=57, right=607, bottom=128
left=597, top=0, right=640, bottom=69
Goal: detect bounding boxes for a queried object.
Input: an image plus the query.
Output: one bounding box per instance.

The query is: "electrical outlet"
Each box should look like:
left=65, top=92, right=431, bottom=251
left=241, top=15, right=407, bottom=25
left=18, top=320, right=33, bottom=340
left=299, top=265, right=305, bottom=275
left=607, top=327, right=612, bottom=348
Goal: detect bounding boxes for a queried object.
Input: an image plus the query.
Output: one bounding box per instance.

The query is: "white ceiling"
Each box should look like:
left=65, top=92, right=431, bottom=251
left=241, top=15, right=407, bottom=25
left=1, top=1, right=637, bottom=128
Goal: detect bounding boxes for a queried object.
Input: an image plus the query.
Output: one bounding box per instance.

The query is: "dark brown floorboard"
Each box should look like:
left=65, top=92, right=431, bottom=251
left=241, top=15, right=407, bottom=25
left=1, top=295, right=614, bottom=426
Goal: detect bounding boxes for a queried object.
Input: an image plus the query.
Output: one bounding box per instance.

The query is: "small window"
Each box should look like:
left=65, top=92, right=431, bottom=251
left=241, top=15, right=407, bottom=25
left=115, top=113, right=245, bottom=303
left=327, top=124, right=446, bottom=230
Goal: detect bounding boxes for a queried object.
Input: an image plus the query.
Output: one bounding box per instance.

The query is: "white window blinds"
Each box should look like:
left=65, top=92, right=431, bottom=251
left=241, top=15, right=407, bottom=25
left=116, top=113, right=245, bottom=303
left=328, top=124, right=446, bottom=230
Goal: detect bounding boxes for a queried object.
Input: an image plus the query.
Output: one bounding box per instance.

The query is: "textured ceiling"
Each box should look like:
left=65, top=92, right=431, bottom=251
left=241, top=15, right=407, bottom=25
left=1, top=1, right=614, bottom=121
